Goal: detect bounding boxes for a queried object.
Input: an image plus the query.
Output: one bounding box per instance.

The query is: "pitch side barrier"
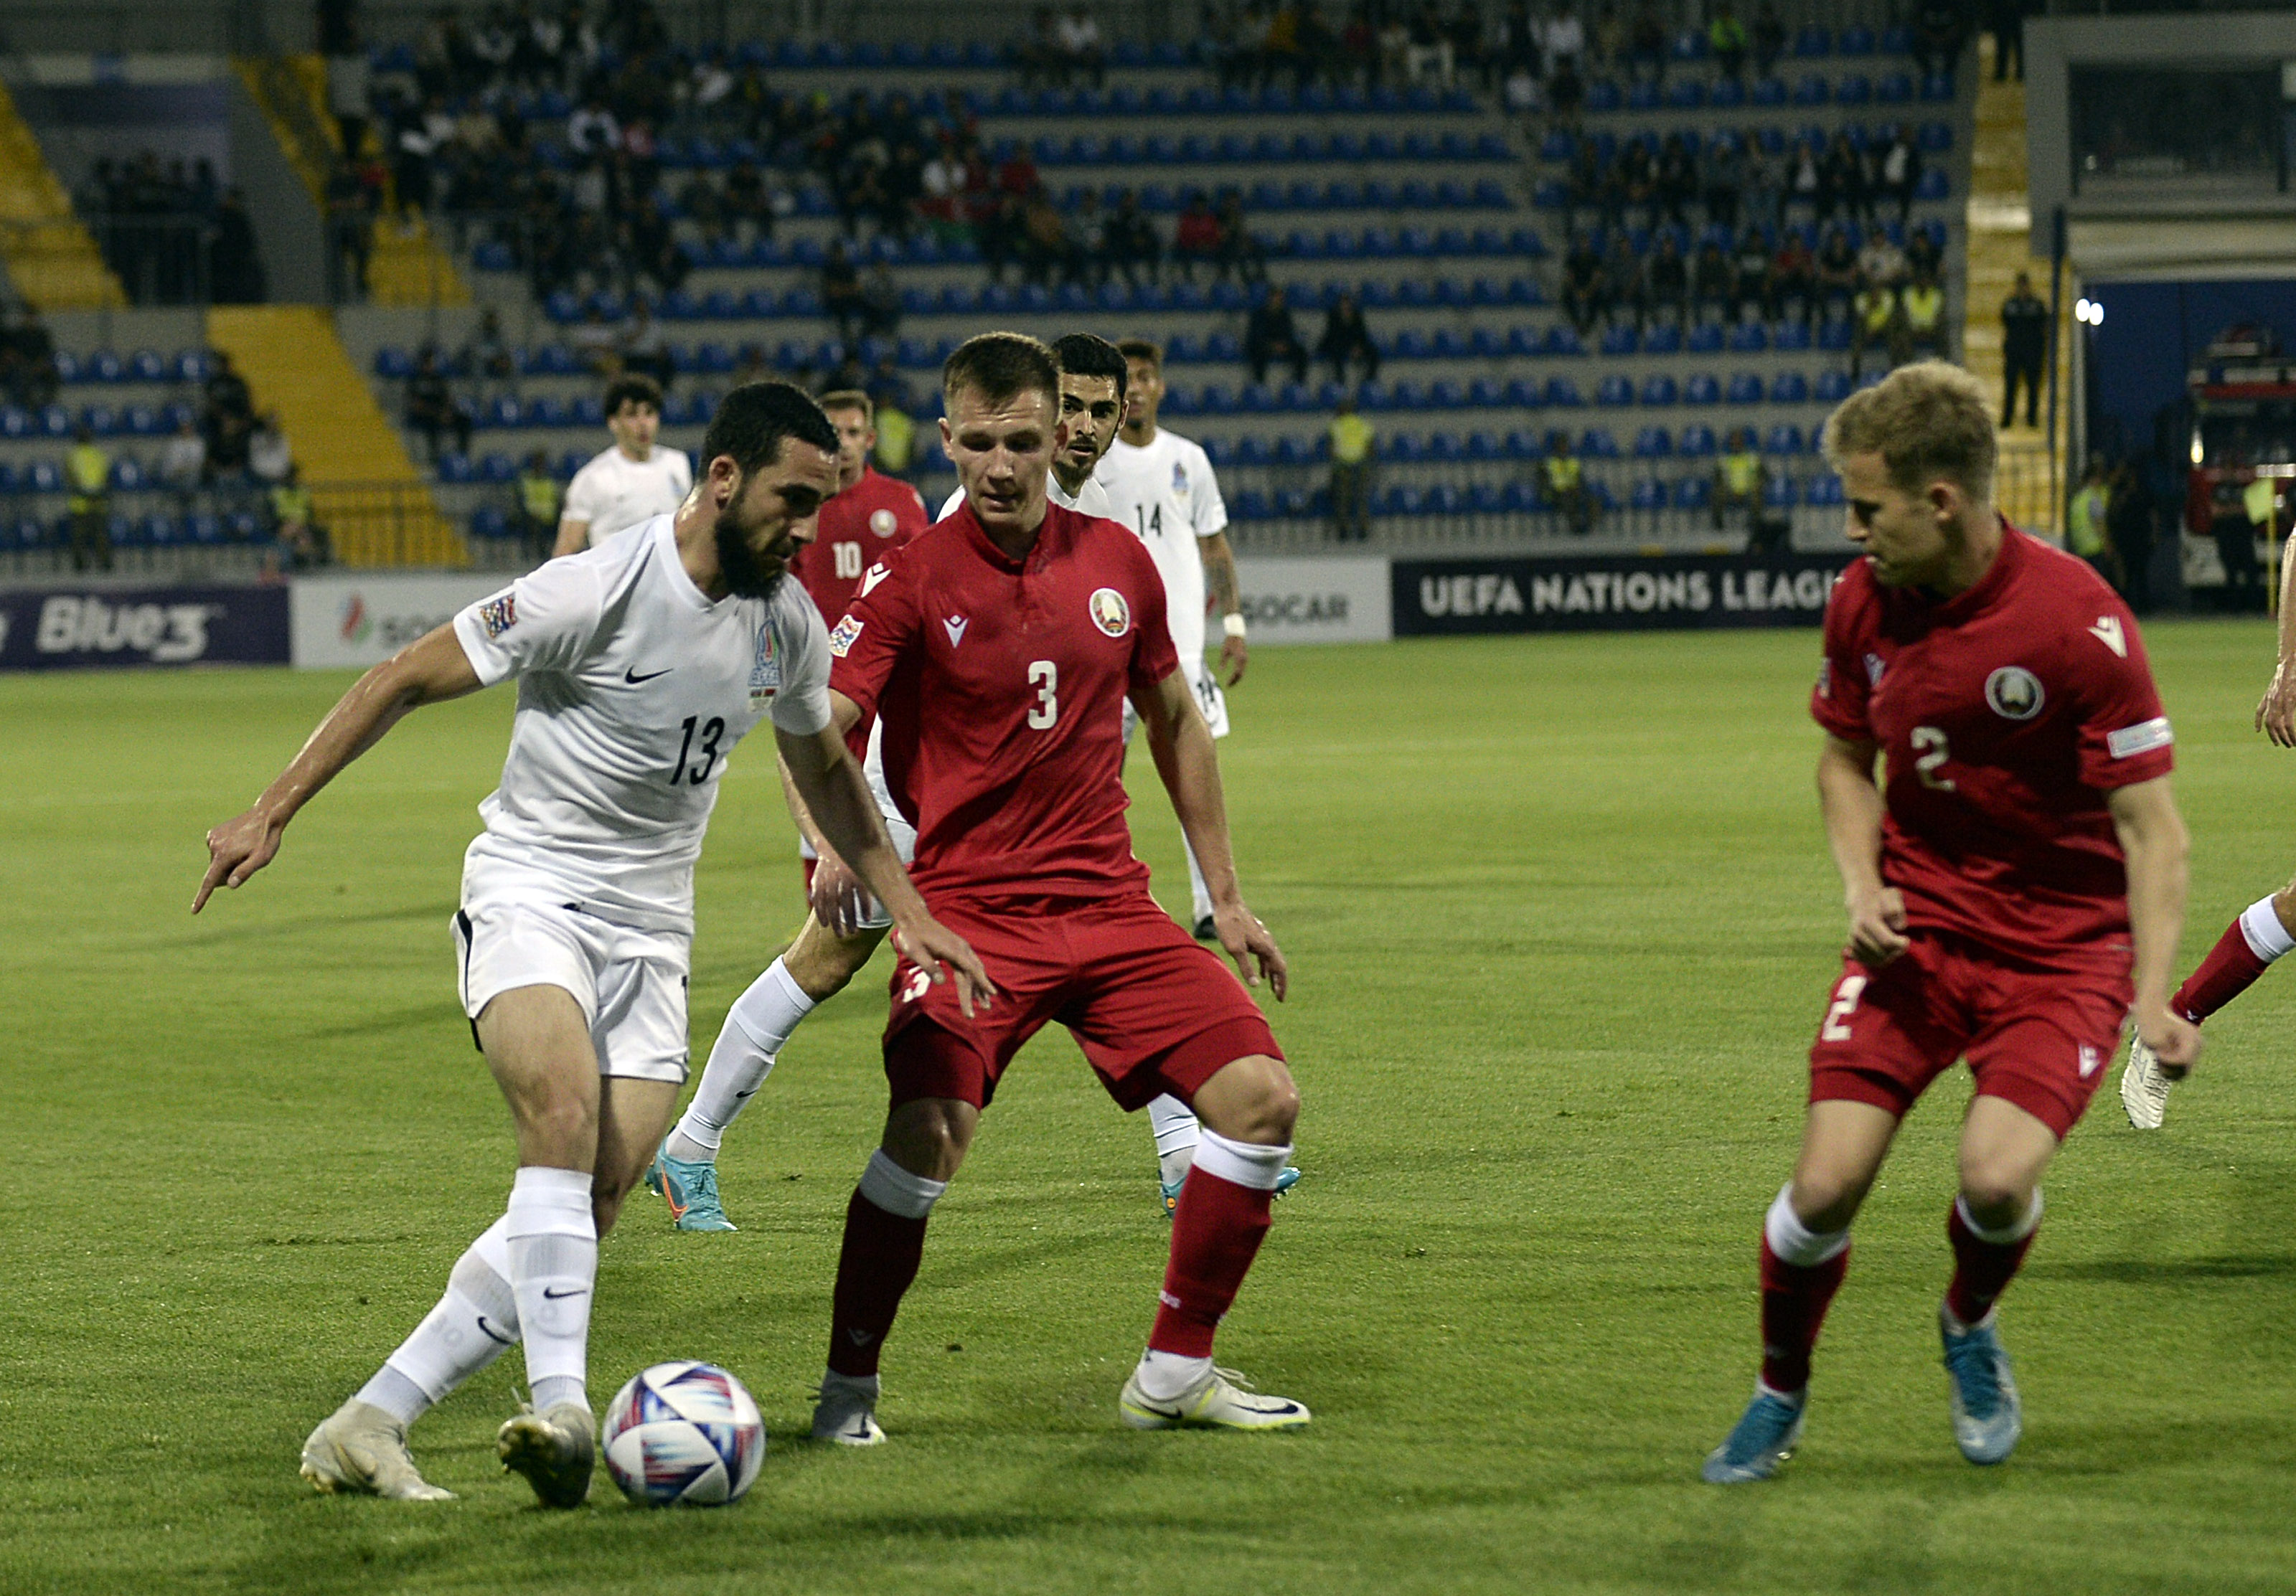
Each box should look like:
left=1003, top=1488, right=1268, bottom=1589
left=0, top=582, right=289, bottom=670
left=1392, top=552, right=1857, bottom=636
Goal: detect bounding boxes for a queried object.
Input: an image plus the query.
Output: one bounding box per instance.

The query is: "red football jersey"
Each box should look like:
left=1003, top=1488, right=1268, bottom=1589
left=828, top=500, right=1182, bottom=899
left=794, top=466, right=928, bottom=626
left=1812, top=523, right=2175, bottom=957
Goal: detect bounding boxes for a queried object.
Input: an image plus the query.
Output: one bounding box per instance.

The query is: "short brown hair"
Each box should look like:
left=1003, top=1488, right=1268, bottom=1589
left=1821, top=360, right=1997, bottom=504
left=942, top=331, right=1060, bottom=413
left=818, top=388, right=873, bottom=425
left=1116, top=337, right=1163, bottom=370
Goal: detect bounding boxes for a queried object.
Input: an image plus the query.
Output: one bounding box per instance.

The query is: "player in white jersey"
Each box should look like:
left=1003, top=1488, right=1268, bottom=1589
left=652, top=335, right=1210, bottom=1226
left=195, top=383, right=988, bottom=1507
left=552, top=373, right=695, bottom=554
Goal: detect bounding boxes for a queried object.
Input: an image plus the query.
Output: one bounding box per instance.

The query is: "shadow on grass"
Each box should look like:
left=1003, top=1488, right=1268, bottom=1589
left=2032, top=1256, right=2296, bottom=1284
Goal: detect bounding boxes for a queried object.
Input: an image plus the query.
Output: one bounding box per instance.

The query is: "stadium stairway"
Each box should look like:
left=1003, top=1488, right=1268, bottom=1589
left=237, top=55, right=471, bottom=309
left=205, top=306, right=464, bottom=565
left=0, top=80, right=123, bottom=310
left=1961, top=34, right=2064, bottom=535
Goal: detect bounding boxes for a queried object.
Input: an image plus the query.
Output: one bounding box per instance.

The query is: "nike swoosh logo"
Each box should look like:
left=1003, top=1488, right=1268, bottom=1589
left=476, top=1315, right=515, bottom=1346
left=624, top=666, right=672, bottom=684
left=541, top=1286, right=590, bottom=1300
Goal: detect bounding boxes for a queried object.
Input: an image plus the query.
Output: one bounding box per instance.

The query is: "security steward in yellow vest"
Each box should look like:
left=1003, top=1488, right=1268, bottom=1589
left=1543, top=431, right=1594, bottom=535
left=1901, top=273, right=1947, bottom=358
left=1851, top=275, right=1900, bottom=380
left=65, top=424, right=111, bottom=572
left=1714, top=430, right=1765, bottom=529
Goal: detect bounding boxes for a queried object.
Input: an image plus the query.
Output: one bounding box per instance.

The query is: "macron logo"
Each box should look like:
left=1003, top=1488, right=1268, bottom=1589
left=2079, top=1044, right=2102, bottom=1079
left=860, top=563, right=893, bottom=597
left=943, top=615, right=969, bottom=647
left=2089, top=616, right=2127, bottom=658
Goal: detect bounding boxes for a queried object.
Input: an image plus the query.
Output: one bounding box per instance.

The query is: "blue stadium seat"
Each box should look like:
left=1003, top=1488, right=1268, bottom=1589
left=1642, top=324, right=1683, bottom=355
left=1765, top=424, right=1808, bottom=455
left=1633, top=426, right=1672, bottom=459
left=1728, top=322, right=1769, bottom=353
left=1916, top=168, right=1949, bottom=200
left=479, top=452, right=517, bottom=483
left=1598, top=325, right=1639, bottom=357
left=1773, top=321, right=1813, bottom=352
left=1427, top=432, right=1464, bottom=463
left=1672, top=425, right=1712, bottom=458
left=1764, top=476, right=1801, bottom=509
left=470, top=505, right=511, bottom=541
left=1547, top=377, right=1584, bottom=407
left=1878, top=72, right=1914, bottom=105
left=1684, top=373, right=1722, bottom=405
left=1726, top=372, right=1765, bottom=405
left=1792, top=74, right=1830, bottom=105
left=83, top=406, right=119, bottom=438
left=1642, top=375, right=1679, bottom=406
left=1686, top=323, right=1725, bottom=354
left=375, top=346, right=415, bottom=379
left=1809, top=473, right=1845, bottom=506
left=1817, top=320, right=1854, bottom=352
left=436, top=453, right=476, bottom=483
left=1815, top=370, right=1853, bottom=402
left=1838, top=75, right=1872, bottom=105
left=1673, top=478, right=1712, bottom=510
left=1630, top=478, right=1666, bottom=511
left=107, top=457, right=144, bottom=490
left=1596, top=374, right=1634, bottom=406
left=124, top=405, right=160, bottom=436
left=1771, top=372, right=1811, bottom=403
left=1580, top=428, right=1619, bottom=458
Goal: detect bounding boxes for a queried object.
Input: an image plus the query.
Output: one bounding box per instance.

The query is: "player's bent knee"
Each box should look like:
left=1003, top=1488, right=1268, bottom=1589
left=882, top=1097, right=977, bottom=1181
left=1192, top=1054, right=1299, bottom=1146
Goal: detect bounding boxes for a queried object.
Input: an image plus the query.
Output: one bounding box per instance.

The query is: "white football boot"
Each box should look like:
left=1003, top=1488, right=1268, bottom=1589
left=2120, top=1031, right=2175, bottom=1130
left=299, top=1398, right=456, bottom=1501
left=496, top=1399, right=596, bottom=1508
left=1119, top=1365, right=1311, bottom=1431
left=811, top=1372, right=886, bottom=1446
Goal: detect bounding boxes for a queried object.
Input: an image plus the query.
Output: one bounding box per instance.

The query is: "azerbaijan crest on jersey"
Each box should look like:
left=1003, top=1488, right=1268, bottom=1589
left=1088, top=587, right=1131, bottom=638
left=748, top=623, right=781, bottom=703
left=1171, top=461, right=1190, bottom=496
left=1985, top=666, right=2044, bottom=721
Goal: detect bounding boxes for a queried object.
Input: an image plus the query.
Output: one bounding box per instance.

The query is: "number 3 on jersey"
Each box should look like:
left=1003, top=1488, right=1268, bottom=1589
left=1027, top=661, right=1058, bottom=729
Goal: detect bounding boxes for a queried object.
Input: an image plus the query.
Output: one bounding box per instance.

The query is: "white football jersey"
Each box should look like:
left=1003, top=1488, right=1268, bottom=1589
left=563, top=444, right=693, bottom=545
left=1094, top=428, right=1226, bottom=667
left=452, top=515, right=832, bottom=932
left=936, top=472, right=1115, bottom=521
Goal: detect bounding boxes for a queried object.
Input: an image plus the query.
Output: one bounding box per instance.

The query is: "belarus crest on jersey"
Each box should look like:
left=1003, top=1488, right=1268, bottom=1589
left=1088, top=587, right=1131, bottom=638
left=870, top=509, right=898, bottom=537
left=748, top=624, right=781, bottom=704
left=1985, top=666, right=2044, bottom=721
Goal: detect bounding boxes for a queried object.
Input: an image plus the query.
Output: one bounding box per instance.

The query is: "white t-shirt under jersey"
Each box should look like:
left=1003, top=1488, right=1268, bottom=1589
left=563, top=443, right=693, bottom=546
left=1094, top=429, right=1225, bottom=669
left=452, top=514, right=832, bottom=933
left=936, top=471, right=1115, bottom=522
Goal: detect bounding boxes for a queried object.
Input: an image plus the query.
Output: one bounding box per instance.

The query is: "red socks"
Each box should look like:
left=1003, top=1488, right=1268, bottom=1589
left=2173, top=915, right=2273, bottom=1024
left=1149, top=1168, right=1275, bottom=1358
left=824, top=1191, right=929, bottom=1378
left=1759, top=1236, right=1850, bottom=1395
left=1945, top=1201, right=2037, bottom=1327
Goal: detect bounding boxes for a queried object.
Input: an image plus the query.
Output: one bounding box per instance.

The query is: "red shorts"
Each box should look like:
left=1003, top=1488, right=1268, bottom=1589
left=1807, top=930, right=2132, bottom=1138
left=880, top=889, right=1284, bottom=1113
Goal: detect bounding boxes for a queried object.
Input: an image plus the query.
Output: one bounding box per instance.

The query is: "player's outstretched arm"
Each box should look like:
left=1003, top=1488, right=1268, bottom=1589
left=2109, top=775, right=2201, bottom=1073
left=2258, top=534, right=2296, bottom=745
left=774, top=713, right=994, bottom=1016
left=1817, top=733, right=1907, bottom=967
left=1132, top=668, right=1287, bottom=999
left=550, top=516, right=591, bottom=559
left=194, top=625, right=483, bottom=912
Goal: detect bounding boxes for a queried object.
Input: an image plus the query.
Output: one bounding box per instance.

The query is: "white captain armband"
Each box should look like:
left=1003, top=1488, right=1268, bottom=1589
left=2107, top=717, right=2173, bottom=759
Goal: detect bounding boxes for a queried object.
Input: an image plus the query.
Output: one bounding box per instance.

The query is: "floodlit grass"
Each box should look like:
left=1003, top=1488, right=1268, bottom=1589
left=4, top=622, right=2295, bottom=1595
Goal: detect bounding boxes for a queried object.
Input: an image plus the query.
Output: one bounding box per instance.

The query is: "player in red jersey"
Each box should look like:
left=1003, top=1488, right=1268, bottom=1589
left=1704, top=363, right=2200, bottom=1483
left=788, top=390, right=931, bottom=632
left=805, top=332, right=1309, bottom=1443
left=2122, top=532, right=2296, bottom=1128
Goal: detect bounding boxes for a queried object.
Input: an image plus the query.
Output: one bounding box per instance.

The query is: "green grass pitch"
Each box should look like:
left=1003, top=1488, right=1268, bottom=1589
left=4, top=622, right=2296, bottom=1595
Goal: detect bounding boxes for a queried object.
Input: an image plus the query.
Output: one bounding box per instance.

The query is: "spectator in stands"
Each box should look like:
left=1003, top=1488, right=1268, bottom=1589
left=2213, top=476, right=2267, bottom=607
left=1406, top=3, right=1456, bottom=88
left=1786, top=135, right=1822, bottom=220
left=1546, top=47, right=1584, bottom=127
left=1021, top=189, right=1082, bottom=285
left=1709, top=3, right=1749, bottom=80
left=326, top=20, right=370, bottom=164
left=822, top=240, right=865, bottom=343
left=1561, top=234, right=1604, bottom=336
left=1751, top=1, right=1787, bottom=77
left=2000, top=271, right=2048, bottom=428
left=1502, top=55, right=1543, bottom=115
left=1850, top=273, right=1901, bottom=380
left=1173, top=190, right=1223, bottom=281
left=161, top=415, right=207, bottom=499
left=1913, top=0, right=1970, bottom=80
left=249, top=412, right=293, bottom=486
left=1904, top=222, right=1943, bottom=283
left=514, top=449, right=563, bottom=559
left=1627, top=4, right=1666, bottom=85
left=1815, top=226, right=1860, bottom=313
left=270, top=465, right=332, bottom=570
left=1327, top=392, right=1375, bottom=540
left=66, top=424, right=111, bottom=572
left=1901, top=269, right=1949, bottom=359
left=1857, top=228, right=1908, bottom=290
left=1644, top=232, right=1689, bottom=326
left=1742, top=131, right=1783, bottom=232
left=1731, top=227, right=1772, bottom=321
left=1769, top=228, right=1816, bottom=323
left=1601, top=235, right=1645, bottom=331
left=1020, top=6, right=1063, bottom=88
left=1056, top=4, right=1108, bottom=87
left=1703, top=133, right=1744, bottom=230
left=1691, top=237, right=1732, bottom=321
left=2108, top=458, right=2157, bottom=612
left=860, top=263, right=904, bottom=338
left=2067, top=456, right=2119, bottom=589
left=1713, top=428, right=1765, bottom=529
left=1104, top=188, right=1162, bottom=287
left=1246, top=285, right=1312, bottom=387
left=202, top=349, right=254, bottom=475
left=1543, top=430, right=1596, bottom=535
left=617, top=299, right=674, bottom=389
left=1215, top=192, right=1266, bottom=283
left=1545, top=4, right=1587, bottom=72
left=1311, top=292, right=1378, bottom=387
left=1, top=306, right=58, bottom=408
left=1877, top=126, right=1922, bottom=223
left=212, top=189, right=266, bottom=304
left=1819, top=131, right=1869, bottom=227
left=405, top=346, right=473, bottom=462
left=1617, top=139, right=1656, bottom=230
left=1655, top=133, right=1698, bottom=227
left=1987, top=0, right=2024, bottom=82
left=1563, top=145, right=1602, bottom=236
left=1072, top=190, right=1111, bottom=288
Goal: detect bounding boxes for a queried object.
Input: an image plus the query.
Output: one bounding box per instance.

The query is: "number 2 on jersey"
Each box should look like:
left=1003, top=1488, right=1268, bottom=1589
left=1027, top=661, right=1058, bottom=729
left=671, top=715, right=725, bottom=785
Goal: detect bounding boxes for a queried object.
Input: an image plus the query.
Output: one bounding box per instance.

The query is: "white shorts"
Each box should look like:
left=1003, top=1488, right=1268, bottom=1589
left=794, top=723, right=917, bottom=931
left=453, top=900, right=693, bottom=1083
left=1122, top=658, right=1230, bottom=743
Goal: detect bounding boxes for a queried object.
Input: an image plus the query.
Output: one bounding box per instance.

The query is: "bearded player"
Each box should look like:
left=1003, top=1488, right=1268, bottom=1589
left=811, top=331, right=1308, bottom=1444
left=197, top=382, right=987, bottom=1506
left=648, top=334, right=1208, bottom=1230
left=1703, top=363, right=2198, bottom=1484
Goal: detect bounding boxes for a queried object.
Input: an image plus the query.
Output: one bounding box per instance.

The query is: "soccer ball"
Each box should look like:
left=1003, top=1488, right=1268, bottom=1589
left=601, top=1361, right=766, bottom=1506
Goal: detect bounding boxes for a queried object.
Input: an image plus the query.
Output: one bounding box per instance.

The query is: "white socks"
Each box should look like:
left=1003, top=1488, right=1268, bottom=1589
left=506, top=1166, right=597, bottom=1415
left=855, top=1148, right=947, bottom=1219
left=666, top=958, right=816, bottom=1162
left=2240, top=895, right=2296, bottom=961
left=1765, top=1184, right=1850, bottom=1267
left=1955, top=1189, right=2044, bottom=1246
left=1134, top=1348, right=1214, bottom=1402
left=1147, top=1095, right=1204, bottom=1187
left=357, top=1217, right=522, bottom=1425
left=1192, top=1128, right=1294, bottom=1191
